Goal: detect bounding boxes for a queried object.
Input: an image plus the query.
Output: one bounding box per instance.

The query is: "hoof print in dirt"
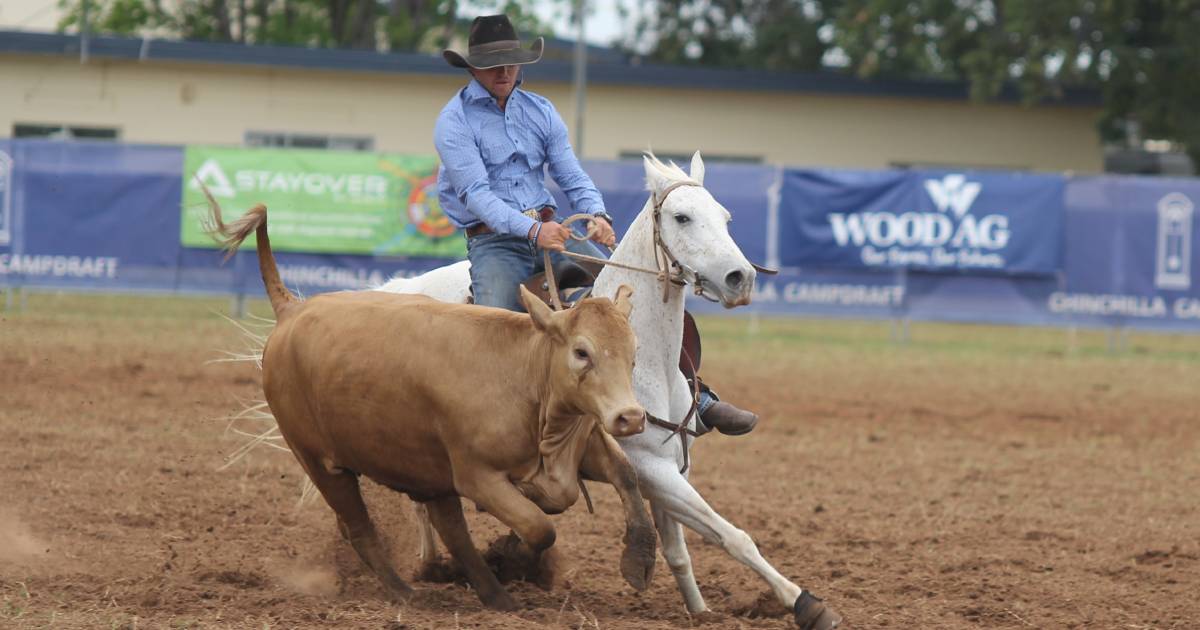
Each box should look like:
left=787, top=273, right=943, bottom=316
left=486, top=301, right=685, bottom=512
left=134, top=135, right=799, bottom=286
left=733, top=591, right=791, bottom=619
left=793, top=591, right=841, bottom=630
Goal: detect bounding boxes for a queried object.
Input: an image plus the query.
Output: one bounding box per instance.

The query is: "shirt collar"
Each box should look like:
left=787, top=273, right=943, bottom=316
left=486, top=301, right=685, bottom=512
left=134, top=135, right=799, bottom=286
left=464, top=77, right=524, bottom=104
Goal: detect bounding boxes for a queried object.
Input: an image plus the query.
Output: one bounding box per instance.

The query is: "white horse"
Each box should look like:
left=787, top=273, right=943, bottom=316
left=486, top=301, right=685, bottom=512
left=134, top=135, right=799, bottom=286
left=378, top=153, right=840, bottom=629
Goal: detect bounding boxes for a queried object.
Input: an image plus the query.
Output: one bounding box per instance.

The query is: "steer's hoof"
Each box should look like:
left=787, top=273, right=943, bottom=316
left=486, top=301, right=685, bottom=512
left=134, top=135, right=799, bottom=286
left=620, top=526, right=657, bottom=591
left=793, top=591, right=841, bottom=630
left=480, top=589, right=518, bottom=612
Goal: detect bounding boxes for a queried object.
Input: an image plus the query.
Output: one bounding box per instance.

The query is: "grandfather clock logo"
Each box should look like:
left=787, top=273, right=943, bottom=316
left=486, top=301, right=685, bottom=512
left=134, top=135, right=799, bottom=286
left=1155, top=193, right=1193, bottom=290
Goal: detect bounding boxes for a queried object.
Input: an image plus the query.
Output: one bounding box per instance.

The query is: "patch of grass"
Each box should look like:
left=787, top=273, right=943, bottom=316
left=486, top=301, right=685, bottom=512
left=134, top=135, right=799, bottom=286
left=695, top=313, right=1200, bottom=363
left=0, top=581, right=31, bottom=621
left=6, top=290, right=1199, bottom=365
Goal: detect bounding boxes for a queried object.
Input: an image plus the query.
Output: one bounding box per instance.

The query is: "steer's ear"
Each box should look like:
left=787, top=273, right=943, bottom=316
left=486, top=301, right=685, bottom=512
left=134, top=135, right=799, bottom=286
left=521, top=285, right=565, bottom=341
left=613, top=284, right=634, bottom=320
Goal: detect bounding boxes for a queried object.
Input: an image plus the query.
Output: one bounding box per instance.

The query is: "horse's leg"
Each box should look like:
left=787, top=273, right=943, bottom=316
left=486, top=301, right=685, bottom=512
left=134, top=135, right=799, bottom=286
left=650, top=500, right=707, bottom=614
left=423, top=495, right=516, bottom=611
left=641, top=461, right=841, bottom=629
left=578, top=428, right=656, bottom=590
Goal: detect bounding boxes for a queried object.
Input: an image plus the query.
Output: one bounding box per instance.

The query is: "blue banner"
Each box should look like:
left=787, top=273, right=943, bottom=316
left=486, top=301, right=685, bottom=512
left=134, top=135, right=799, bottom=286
left=3, top=139, right=1199, bottom=332
left=779, top=169, right=1065, bottom=274
left=1049, top=176, right=1200, bottom=326
left=0, top=141, right=11, bottom=247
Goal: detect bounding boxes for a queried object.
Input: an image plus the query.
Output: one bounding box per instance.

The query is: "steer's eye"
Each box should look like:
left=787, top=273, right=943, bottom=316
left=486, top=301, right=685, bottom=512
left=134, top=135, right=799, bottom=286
left=674, top=214, right=690, bottom=225
left=574, top=348, right=590, bottom=362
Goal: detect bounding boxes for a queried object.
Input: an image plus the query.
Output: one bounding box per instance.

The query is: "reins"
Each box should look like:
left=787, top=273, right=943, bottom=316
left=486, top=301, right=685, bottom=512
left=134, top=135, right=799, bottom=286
left=538, top=180, right=707, bottom=475
left=543, top=180, right=705, bottom=311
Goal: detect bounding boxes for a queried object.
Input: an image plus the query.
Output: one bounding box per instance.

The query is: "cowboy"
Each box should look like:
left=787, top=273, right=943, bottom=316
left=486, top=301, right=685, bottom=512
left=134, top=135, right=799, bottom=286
left=434, top=14, right=758, bottom=437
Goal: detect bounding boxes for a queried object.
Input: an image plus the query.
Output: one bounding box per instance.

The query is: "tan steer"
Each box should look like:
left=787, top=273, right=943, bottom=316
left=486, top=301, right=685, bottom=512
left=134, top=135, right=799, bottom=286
left=206, top=202, right=655, bottom=610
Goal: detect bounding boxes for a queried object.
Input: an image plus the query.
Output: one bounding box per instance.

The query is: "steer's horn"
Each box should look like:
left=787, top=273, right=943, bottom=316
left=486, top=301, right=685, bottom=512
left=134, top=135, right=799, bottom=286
left=613, top=285, right=634, bottom=319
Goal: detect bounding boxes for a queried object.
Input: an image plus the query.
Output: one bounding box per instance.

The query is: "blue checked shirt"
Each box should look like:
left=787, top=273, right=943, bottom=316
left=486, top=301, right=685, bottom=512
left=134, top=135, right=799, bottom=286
left=435, top=78, right=606, bottom=238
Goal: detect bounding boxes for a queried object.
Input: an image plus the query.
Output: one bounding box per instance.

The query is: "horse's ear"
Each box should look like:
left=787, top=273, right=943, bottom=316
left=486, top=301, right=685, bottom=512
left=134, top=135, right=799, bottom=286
left=612, top=284, right=634, bottom=320
left=643, top=155, right=666, bottom=195
left=690, top=151, right=705, bottom=185
left=521, top=285, right=565, bottom=341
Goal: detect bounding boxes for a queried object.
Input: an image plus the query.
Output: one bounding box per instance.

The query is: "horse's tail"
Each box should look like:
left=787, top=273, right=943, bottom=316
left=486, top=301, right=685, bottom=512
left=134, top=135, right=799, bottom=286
left=201, top=191, right=297, bottom=319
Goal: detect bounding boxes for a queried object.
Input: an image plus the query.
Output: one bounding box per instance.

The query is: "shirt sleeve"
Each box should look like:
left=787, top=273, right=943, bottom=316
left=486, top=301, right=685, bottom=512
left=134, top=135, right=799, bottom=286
left=543, top=102, right=606, bottom=216
left=434, top=109, right=537, bottom=238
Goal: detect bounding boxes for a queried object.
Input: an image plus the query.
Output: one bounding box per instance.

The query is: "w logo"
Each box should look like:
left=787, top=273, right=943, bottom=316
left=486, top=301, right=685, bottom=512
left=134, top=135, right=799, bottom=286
left=924, top=174, right=981, bottom=219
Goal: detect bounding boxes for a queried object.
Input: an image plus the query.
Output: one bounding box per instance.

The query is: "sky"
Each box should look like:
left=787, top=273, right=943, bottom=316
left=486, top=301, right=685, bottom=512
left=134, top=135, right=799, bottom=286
left=523, top=0, right=629, bottom=46
left=0, top=0, right=630, bottom=47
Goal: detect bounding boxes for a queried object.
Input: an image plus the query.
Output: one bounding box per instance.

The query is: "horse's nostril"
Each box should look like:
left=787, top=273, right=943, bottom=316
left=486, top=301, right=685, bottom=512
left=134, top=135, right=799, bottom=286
left=725, top=270, right=744, bottom=290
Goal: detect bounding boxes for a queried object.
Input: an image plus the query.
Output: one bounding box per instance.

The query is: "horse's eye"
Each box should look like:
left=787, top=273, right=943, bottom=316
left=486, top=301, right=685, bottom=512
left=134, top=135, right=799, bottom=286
left=674, top=214, right=690, bottom=225
left=574, top=348, right=590, bottom=362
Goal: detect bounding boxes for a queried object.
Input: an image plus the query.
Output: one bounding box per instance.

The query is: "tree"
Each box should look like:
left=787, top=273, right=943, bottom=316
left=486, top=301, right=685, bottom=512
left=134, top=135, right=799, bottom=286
left=626, top=0, right=840, bottom=71
left=833, top=0, right=1200, bottom=164
left=629, top=0, right=1200, bottom=165
left=58, top=0, right=555, bottom=52
left=58, top=0, right=456, bottom=50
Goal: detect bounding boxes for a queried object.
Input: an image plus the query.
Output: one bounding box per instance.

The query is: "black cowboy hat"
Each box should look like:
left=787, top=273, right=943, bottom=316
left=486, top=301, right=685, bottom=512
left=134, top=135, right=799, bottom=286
left=443, top=15, right=544, bottom=70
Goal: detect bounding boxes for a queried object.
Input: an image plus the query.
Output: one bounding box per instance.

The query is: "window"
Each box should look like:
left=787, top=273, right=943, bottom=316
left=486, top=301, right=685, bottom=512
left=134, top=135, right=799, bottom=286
left=245, top=131, right=374, bottom=152
left=14, top=124, right=119, bottom=141
left=620, top=151, right=762, bottom=165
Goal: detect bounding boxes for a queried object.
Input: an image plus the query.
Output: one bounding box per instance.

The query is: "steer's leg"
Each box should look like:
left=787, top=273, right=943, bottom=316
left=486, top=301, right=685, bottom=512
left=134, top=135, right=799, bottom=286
left=579, top=428, right=656, bottom=591
left=456, top=471, right=557, bottom=554
left=302, top=463, right=412, bottom=600
left=455, top=470, right=564, bottom=588
left=641, top=461, right=841, bottom=629
left=423, top=496, right=516, bottom=611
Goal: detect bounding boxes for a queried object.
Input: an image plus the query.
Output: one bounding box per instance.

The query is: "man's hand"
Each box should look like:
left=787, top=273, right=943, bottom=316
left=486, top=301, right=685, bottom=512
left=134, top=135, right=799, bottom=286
left=531, top=221, right=570, bottom=252
left=589, top=217, right=617, bottom=248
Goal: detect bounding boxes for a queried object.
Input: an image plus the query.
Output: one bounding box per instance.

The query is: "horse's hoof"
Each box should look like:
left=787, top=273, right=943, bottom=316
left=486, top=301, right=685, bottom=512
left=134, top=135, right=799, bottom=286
left=793, top=591, right=841, bottom=630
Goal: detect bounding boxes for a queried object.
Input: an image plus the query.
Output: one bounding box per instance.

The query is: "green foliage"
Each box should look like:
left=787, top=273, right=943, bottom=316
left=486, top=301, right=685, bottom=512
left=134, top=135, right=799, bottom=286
left=631, top=0, right=1200, bottom=164
left=55, top=0, right=555, bottom=54
left=629, top=0, right=838, bottom=71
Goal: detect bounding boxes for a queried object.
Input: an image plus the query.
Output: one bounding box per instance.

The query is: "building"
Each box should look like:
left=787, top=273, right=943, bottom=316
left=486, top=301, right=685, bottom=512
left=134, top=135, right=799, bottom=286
left=0, top=30, right=1104, bottom=172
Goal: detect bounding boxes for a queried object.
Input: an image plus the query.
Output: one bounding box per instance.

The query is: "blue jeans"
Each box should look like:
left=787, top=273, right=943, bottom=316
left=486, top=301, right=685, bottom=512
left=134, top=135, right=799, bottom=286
left=466, top=229, right=607, bottom=312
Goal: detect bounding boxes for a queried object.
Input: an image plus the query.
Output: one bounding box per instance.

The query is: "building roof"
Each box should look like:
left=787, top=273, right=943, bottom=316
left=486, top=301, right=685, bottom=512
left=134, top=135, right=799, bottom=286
left=0, top=30, right=1101, bottom=106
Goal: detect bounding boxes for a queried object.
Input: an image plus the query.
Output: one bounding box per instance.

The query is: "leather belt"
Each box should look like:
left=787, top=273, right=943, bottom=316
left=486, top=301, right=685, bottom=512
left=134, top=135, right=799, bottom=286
left=465, top=207, right=556, bottom=238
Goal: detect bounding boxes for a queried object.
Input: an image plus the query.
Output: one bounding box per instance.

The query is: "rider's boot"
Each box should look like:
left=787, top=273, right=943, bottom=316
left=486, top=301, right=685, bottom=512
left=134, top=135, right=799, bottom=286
left=695, top=383, right=758, bottom=436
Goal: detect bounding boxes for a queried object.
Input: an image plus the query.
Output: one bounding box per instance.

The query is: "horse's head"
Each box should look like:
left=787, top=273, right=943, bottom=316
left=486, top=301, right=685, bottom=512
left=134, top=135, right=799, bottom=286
left=644, top=152, right=755, bottom=308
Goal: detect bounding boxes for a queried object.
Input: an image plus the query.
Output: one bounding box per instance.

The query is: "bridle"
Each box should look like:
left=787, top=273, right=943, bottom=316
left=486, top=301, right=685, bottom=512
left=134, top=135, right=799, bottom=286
left=541, top=180, right=714, bottom=474
left=548, top=179, right=718, bottom=310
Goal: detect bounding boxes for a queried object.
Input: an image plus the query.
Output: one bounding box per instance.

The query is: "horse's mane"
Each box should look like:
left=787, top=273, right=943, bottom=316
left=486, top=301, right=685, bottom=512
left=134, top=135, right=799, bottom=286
left=643, top=151, right=699, bottom=192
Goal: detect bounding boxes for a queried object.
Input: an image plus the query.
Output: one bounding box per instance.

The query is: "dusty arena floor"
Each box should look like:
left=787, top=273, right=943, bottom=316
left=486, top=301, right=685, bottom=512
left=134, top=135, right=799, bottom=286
left=2, top=293, right=1198, bottom=629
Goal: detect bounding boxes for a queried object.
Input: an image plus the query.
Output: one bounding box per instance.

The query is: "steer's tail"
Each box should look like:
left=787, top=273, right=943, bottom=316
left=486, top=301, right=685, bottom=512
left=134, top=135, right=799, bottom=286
left=201, top=189, right=297, bottom=318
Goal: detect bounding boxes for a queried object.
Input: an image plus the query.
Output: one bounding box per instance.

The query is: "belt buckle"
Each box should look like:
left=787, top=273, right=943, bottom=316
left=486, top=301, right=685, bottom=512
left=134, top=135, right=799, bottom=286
left=524, top=207, right=555, bottom=222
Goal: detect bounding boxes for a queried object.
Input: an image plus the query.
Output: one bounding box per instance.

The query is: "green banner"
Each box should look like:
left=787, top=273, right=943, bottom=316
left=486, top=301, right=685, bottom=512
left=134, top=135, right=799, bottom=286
left=180, top=146, right=465, bottom=257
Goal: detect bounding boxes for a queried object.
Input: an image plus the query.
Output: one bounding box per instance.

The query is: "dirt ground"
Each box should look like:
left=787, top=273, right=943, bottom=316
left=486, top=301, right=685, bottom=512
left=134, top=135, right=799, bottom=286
left=2, top=294, right=1198, bottom=629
